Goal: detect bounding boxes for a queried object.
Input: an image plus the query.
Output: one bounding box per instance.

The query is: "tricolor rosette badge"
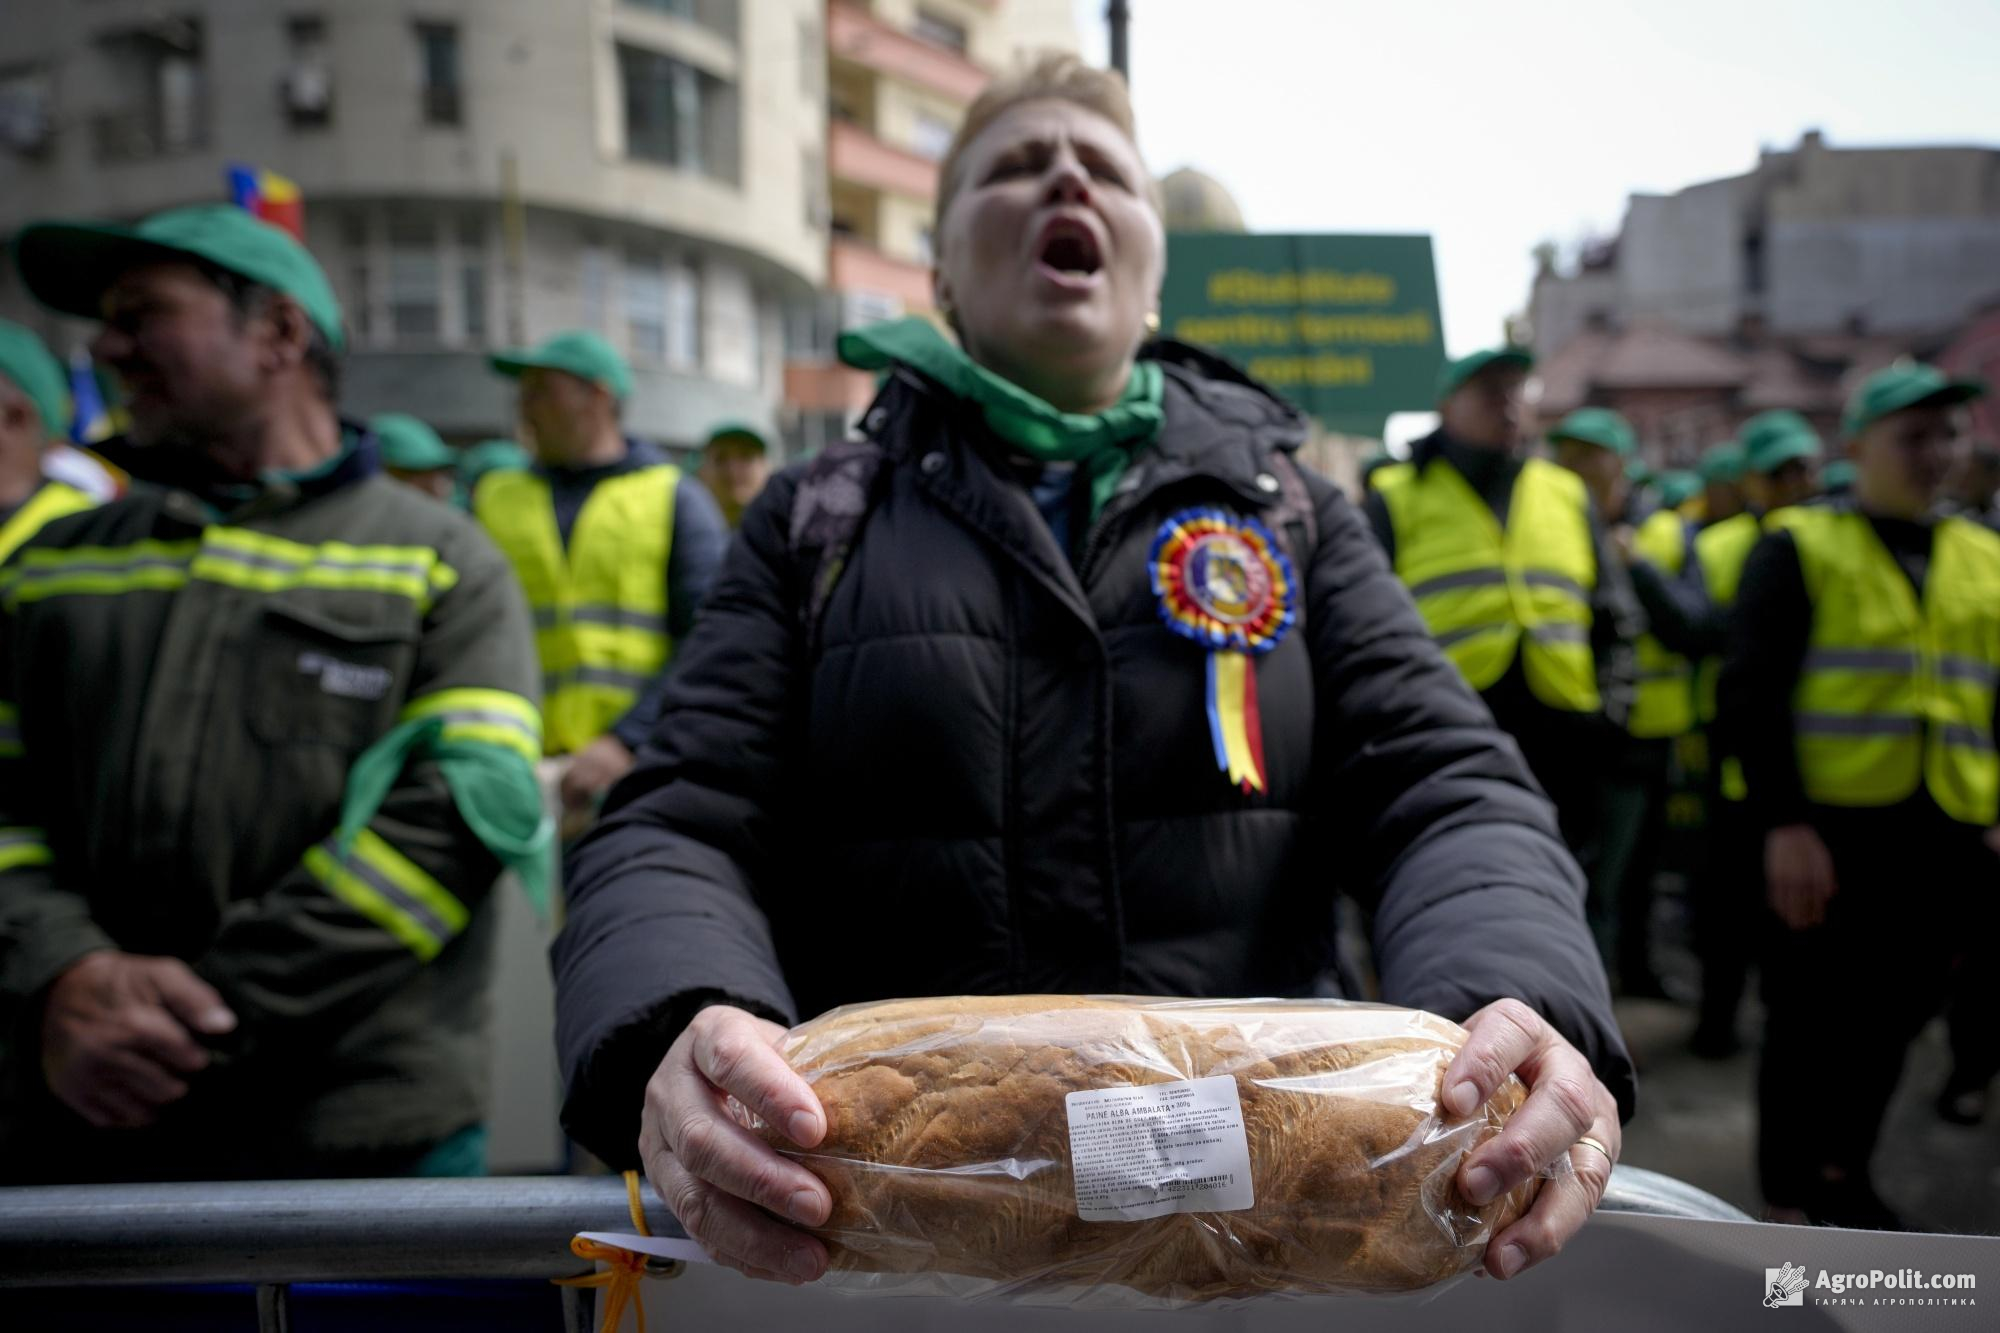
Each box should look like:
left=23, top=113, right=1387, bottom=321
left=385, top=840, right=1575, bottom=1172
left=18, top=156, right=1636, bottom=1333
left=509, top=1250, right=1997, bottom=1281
left=1149, top=508, right=1297, bottom=793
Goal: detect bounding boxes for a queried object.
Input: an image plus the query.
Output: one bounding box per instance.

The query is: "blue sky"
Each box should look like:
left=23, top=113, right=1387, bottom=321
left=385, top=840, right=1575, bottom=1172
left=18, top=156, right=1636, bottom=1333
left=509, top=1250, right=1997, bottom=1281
left=1070, top=0, right=2000, bottom=360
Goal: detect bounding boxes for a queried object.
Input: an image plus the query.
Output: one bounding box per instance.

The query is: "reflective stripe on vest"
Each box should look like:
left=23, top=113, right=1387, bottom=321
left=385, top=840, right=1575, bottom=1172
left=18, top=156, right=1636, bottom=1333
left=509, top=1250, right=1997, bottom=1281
left=1377, top=457, right=1599, bottom=711
left=474, top=465, right=677, bottom=755
left=1787, top=508, right=2000, bottom=825
left=1629, top=507, right=1696, bottom=739
left=0, top=481, right=96, bottom=564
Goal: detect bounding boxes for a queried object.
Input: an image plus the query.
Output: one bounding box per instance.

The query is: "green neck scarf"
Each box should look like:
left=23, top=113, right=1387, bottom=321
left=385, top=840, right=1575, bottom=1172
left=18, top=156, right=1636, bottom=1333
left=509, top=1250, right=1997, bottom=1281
left=837, top=317, right=1164, bottom=521
left=337, top=717, right=554, bottom=917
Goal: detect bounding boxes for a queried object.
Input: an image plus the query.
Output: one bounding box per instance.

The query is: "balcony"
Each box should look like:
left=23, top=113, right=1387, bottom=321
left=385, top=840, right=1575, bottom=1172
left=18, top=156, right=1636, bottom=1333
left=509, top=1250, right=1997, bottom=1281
left=829, top=119, right=938, bottom=201
left=830, top=235, right=934, bottom=309
left=826, top=2, right=988, bottom=104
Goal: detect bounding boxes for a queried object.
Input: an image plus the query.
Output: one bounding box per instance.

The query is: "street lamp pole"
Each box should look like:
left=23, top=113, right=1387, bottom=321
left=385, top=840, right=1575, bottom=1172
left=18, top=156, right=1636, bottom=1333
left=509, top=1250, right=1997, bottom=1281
left=1107, top=0, right=1130, bottom=83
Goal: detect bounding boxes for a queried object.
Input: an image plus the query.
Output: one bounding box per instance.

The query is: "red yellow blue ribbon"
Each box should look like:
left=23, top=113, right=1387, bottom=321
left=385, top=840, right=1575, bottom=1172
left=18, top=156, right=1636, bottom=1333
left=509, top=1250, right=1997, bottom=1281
left=1152, top=508, right=1295, bottom=795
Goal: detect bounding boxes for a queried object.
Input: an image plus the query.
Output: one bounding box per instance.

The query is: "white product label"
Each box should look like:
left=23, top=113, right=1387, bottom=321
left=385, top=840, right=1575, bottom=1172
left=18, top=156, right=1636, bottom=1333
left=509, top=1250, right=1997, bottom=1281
left=1064, top=1075, right=1255, bottom=1222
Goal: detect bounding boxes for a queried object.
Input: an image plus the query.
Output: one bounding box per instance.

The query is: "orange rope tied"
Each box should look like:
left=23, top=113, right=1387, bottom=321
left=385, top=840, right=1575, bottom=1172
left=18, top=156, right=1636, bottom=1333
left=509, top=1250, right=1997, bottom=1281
left=551, top=1170, right=656, bottom=1333
left=624, top=1168, right=653, bottom=1237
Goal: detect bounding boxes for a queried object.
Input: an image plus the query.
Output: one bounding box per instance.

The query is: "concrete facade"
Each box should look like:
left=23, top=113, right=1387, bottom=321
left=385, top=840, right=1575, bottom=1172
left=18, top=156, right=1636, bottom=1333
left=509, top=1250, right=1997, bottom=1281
left=1530, top=132, right=2000, bottom=362
left=0, top=0, right=823, bottom=449
left=1527, top=132, right=2000, bottom=464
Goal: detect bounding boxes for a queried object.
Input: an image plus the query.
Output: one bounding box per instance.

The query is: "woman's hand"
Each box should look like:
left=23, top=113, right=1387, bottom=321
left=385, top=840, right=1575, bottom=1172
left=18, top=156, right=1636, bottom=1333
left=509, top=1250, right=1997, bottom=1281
left=1441, top=998, right=1622, bottom=1280
left=637, top=1005, right=832, bottom=1284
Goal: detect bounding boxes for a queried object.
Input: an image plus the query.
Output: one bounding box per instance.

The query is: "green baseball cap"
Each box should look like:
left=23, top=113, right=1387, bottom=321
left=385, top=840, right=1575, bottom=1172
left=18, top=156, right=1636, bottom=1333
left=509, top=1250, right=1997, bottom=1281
left=1697, top=441, right=1745, bottom=485
left=704, top=420, right=769, bottom=452
left=1546, top=406, right=1636, bottom=457
left=0, top=319, right=69, bottom=439
left=490, top=330, right=632, bottom=400
left=1841, top=362, right=1985, bottom=439
left=14, top=204, right=345, bottom=351
left=1659, top=469, right=1703, bottom=508
left=370, top=413, right=457, bottom=472
left=1820, top=459, right=1858, bottom=494
left=1436, top=346, right=1534, bottom=403
left=459, top=438, right=530, bottom=482
left=1738, top=410, right=1823, bottom=475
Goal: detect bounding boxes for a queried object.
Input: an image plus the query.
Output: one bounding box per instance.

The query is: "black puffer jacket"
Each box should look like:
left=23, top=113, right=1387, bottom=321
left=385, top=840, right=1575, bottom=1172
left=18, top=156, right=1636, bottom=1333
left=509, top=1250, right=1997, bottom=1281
left=553, top=345, right=1633, bottom=1166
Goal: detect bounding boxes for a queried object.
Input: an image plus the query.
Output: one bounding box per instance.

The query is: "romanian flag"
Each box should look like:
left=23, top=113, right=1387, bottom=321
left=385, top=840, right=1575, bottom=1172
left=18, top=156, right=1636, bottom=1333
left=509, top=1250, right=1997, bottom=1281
left=67, top=352, right=113, bottom=445
left=226, top=163, right=305, bottom=240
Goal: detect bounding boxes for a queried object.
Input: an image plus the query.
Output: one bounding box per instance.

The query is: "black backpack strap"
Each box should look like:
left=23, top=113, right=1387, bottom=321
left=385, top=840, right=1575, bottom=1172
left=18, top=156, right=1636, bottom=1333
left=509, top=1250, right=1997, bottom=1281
left=1265, top=450, right=1319, bottom=570
left=787, top=437, right=888, bottom=654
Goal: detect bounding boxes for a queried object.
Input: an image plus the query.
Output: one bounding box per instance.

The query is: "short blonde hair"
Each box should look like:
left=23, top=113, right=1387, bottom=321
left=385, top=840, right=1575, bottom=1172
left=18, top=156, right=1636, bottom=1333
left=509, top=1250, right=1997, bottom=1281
left=934, top=52, right=1158, bottom=231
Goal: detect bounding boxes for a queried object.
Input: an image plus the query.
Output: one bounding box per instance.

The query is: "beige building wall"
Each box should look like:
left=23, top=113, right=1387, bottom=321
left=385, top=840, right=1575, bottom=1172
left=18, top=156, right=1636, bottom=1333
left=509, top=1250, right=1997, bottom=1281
left=0, top=0, right=825, bottom=446
left=879, top=194, right=937, bottom=268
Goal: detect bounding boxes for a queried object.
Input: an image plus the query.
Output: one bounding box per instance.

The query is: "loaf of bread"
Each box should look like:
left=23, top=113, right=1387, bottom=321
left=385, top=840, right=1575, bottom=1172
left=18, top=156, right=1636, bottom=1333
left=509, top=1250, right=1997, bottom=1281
left=755, top=995, right=1539, bottom=1303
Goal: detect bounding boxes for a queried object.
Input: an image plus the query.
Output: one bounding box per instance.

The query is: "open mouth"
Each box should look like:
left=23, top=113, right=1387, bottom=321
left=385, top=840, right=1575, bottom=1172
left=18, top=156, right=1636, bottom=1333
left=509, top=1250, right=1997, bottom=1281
left=1037, top=221, right=1104, bottom=279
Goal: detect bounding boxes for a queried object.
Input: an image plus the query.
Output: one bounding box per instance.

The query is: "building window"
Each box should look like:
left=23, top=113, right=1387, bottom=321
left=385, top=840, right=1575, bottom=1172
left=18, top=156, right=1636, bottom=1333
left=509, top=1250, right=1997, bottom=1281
left=282, top=17, right=333, bottom=129
left=625, top=0, right=740, bottom=41
left=580, top=244, right=612, bottom=333
left=912, top=9, right=969, bottom=54
left=341, top=213, right=374, bottom=342
left=415, top=23, right=460, bottom=127
left=914, top=227, right=935, bottom=267
left=618, top=44, right=739, bottom=183
left=0, top=65, right=55, bottom=158
left=910, top=111, right=954, bottom=162
left=459, top=221, right=488, bottom=342
left=388, top=217, right=442, bottom=341
left=625, top=253, right=667, bottom=363
left=93, top=17, right=207, bottom=163
left=665, top=259, right=701, bottom=372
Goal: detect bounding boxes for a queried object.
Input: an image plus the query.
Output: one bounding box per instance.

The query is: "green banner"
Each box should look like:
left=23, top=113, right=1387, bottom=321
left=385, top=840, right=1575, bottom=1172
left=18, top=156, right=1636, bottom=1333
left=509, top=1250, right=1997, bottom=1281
left=1161, top=233, right=1445, bottom=438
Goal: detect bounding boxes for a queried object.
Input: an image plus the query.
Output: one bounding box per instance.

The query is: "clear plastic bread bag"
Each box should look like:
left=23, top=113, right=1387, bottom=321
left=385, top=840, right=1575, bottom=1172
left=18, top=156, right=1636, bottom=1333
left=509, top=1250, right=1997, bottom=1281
left=732, top=995, right=1557, bottom=1308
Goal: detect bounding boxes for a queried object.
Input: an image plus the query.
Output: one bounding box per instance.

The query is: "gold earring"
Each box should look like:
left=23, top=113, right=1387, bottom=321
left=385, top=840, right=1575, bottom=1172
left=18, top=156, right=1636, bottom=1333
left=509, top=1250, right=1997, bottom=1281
left=1145, top=310, right=1161, bottom=336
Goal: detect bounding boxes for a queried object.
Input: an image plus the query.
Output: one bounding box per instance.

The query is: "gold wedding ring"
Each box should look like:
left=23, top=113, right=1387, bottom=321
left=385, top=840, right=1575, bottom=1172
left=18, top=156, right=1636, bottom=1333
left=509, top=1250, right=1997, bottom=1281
left=1572, top=1135, right=1615, bottom=1166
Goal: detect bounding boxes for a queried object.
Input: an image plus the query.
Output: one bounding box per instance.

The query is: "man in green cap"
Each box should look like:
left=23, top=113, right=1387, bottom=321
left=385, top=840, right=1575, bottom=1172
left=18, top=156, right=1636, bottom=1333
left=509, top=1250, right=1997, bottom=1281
left=0, top=204, right=543, bottom=1183
left=0, top=320, right=98, bottom=562
left=1546, top=407, right=1635, bottom=524
left=1719, top=362, right=1998, bottom=1227
left=1546, top=407, right=1705, bottom=995
left=455, top=438, right=529, bottom=510
left=1687, top=409, right=1824, bottom=1056
left=1367, top=351, right=1641, bottom=876
left=1658, top=470, right=1703, bottom=511
left=696, top=421, right=773, bottom=531
left=477, top=331, right=727, bottom=829
left=371, top=412, right=458, bottom=503
left=1694, top=441, right=1746, bottom=528
left=1818, top=458, right=1858, bottom=499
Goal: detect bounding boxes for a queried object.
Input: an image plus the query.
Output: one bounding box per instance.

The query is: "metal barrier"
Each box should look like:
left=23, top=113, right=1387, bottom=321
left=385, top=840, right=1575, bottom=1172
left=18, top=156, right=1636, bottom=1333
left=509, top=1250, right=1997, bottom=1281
left=0, top=1166, right=1750, bottom=1328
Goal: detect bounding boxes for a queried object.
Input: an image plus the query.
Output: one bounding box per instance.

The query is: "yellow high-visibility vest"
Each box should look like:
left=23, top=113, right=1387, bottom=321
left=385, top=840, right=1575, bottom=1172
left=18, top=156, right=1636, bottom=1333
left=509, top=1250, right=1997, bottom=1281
left=474, top=465, right=677, bottom=755
left=1376, top=456, right=1599, bottom=711
left=1629, top=508, right=1696, bottom=739
left=0, top=481, right=96, bottom=564
left=1692, top=510, right=1766, bottom=724
left=1696, top=508, right=1790, bottom=799
left=1783, top=507, right=2000, bottom=826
